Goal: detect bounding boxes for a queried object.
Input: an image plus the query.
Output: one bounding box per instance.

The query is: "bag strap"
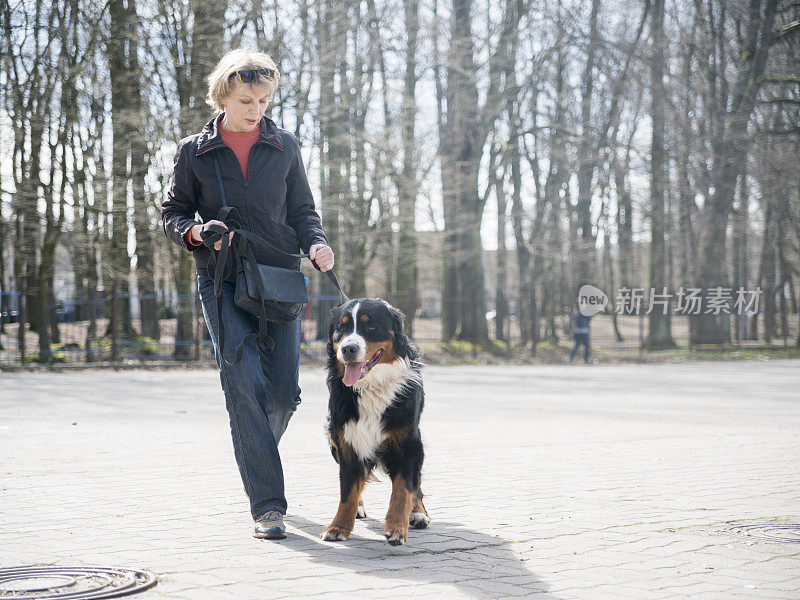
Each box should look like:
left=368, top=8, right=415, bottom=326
left=227, top=228, right=349, bottom=302
left=211, top=154, right=348, bottom=301
left=213, top=154, right=228, bottom=208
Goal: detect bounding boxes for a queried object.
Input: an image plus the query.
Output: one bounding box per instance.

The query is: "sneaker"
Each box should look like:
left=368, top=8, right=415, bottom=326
left=253, top=511, right=287, bottom=539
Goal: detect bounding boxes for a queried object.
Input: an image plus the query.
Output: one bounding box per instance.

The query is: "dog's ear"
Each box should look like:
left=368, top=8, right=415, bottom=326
left=328, top=305, right=342, bottom=339
left=390, top=306, right=413, bottom=357
left=389, top=306, right=405, bottom=332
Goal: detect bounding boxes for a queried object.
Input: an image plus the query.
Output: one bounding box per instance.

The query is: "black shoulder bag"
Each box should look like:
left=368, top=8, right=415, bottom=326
left=201, top=154, right=348, bottom=366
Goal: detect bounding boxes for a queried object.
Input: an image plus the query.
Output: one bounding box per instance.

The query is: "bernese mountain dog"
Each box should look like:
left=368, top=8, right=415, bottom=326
left=322, top=298, right=430, bottom=546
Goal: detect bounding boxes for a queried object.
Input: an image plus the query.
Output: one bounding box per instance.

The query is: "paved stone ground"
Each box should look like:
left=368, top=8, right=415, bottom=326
left=2, top=360, right=799, bottom=599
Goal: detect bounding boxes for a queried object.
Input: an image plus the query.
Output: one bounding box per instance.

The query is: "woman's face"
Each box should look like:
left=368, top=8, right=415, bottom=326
left=221, top=82, right=270, bottom=132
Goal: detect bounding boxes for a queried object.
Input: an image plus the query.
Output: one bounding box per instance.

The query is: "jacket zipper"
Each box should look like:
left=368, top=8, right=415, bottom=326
left=243, top=145, right=253, bottom=229
left=221, top=142, right=262, bottom=230
left=216, top=138, right=290, bottom=265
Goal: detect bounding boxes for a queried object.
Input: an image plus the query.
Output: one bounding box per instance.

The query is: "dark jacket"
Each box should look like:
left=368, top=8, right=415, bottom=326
left=161, top=113, right=328, bottom=273
left=571, top=308, right=591, bottom=335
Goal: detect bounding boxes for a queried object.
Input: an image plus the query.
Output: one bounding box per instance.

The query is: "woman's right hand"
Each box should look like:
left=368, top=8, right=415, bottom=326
left=191, top=220, right=234, bottom=251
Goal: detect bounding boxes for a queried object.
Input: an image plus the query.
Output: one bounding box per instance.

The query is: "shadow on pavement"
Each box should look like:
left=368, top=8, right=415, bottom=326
left=280, top=514, right=557, bottom=599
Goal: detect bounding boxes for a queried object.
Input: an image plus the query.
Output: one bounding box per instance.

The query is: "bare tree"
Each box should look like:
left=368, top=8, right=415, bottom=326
left=392, top=0, right=422, bottom=335
left=438, top=0, right=523, bottom=343
left=647, top=0, right=675, bottom=349
left=693, top=0, right=780, bottom=343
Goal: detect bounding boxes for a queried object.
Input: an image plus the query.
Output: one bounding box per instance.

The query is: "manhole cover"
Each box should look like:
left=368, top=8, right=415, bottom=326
left=724, top=523, right=800, bottom=543
left=0, top=566, right=156, bottom=599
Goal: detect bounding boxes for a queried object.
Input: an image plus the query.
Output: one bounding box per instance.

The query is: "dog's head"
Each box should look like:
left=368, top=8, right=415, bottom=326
left=328, top=298, right=414, bottom=387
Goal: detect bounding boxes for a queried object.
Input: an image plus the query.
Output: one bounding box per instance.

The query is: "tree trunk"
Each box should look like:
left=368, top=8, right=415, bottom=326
left=315, top=0, right=345, bottom=340
left=127, top=0, right=157, bottom=341
left=613, top=149, right=634, bottom=290
left=539, top=38, right=569, bottom=343
left=0, top=161, right=5, bottom=339
left=732, top=166, right=749, bottom=341
left=510, top=133, right=531, bottom=348
left=494, top=176, right=508, bottom=343
left=456, top=191, right=488, bottom=342
left=575, top=0, right=601, bottom=287
left=0, top=208, right=5, bottom=341
left=87, top=97, right=107, bottom=360
left=760, top=200, right=777, bottom=343
left=79, top=171, right=98, bottom=362
left=170, top=0, right=228, bottom=357
left=21, top=125, right=45, bottom=336
left=647, top=0, right=676, bottom=349
left=677, top=38, right=697, bottom=288
left=108, top=0, right=137, bottom=344
left=393, top=0, right=420, bottom=335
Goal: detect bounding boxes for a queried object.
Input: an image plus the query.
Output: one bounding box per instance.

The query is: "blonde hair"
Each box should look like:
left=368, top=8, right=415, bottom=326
left=206, top=48, right=281, bottom=111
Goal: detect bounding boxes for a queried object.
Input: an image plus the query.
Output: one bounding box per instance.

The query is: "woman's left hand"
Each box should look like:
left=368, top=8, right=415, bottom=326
left=309, top=244, right=334, bottom=272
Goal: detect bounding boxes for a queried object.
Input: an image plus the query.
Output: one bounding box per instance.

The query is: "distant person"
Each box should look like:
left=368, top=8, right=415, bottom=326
left=569, top=301, right=591, bottom=364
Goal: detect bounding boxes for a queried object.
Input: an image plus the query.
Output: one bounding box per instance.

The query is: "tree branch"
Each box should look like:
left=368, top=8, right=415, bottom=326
left=761, top=75, right=800, bottom=84
left=770, top=19, right=800, bottom=45
left=758, top=98, right=800, bottom=105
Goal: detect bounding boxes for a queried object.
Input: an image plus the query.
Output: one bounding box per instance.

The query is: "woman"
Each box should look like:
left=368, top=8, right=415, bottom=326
left=161, top=48, right=334, bottom=540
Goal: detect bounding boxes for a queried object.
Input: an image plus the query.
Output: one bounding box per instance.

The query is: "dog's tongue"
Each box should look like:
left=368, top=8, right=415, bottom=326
left=342, top=362, right=365, bottom=387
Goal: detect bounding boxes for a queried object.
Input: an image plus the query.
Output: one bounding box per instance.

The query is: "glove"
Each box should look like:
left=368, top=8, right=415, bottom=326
left=198, top=222, right=229, bottom=248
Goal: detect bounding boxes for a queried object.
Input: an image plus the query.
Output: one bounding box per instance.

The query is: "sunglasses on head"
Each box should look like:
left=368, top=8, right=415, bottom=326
left=231, top=68, right=276, bottom=84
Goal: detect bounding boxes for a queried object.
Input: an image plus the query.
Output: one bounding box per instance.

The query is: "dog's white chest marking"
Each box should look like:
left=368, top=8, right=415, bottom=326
left=343, top=358, right=419, bottom=462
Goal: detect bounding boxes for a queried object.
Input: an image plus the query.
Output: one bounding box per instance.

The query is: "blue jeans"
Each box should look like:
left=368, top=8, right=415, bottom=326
left=570, top=333, right=590, bottom=363
left=198, top=273, right=302, bottom=520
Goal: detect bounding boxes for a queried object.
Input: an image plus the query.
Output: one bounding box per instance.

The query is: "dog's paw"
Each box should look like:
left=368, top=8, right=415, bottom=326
left=409, top=512, right=430, bottom=529
left=356, top=503, right=367, bottom=519
left=321, top=525, right=351, bottom=541
left=384, top=525, right=408, bottom=546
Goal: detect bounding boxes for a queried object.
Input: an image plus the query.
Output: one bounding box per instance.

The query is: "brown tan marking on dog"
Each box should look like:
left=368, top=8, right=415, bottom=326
left=357, top=338, right=399, bottom=367
left=333, top=430, right=354, bottom=463
left=411, top=489, right=428, bottom=516
left=409, top=488, right=430, bottom=528
left=383, top=427, right=409, bottom=449
left=384, top=473, right=413, bottom=545
left=357, top=497, right=367, bottom=519
left=377, top=335, right=401, bottom=365
left=321, top=476, right=366, bottom=541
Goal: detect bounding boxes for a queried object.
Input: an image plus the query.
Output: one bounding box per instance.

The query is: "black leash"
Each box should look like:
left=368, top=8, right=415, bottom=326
left=203, top=154, right=349, bottom=366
